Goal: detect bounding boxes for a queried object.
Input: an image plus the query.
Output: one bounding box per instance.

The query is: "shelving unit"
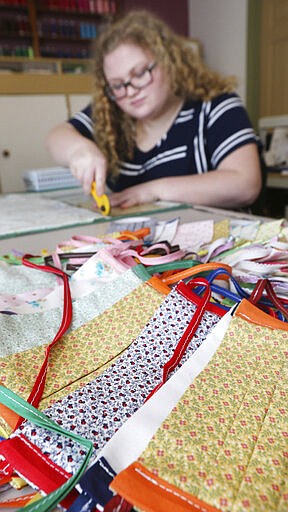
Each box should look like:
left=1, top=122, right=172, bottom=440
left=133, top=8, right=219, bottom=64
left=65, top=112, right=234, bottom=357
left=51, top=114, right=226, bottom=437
left=0, top=0, right=118, bottom=59
left=0, top=57, right=93, bottom=94
left=0, top=1, right=120, bottom=193
left=0, top=0, right=120, bottom=94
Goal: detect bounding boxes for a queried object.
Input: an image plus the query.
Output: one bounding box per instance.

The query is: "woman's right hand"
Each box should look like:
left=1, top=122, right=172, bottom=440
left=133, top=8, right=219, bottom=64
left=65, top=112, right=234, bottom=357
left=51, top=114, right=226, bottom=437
left=46, top=123, right=108, bottom=196
left=69, top=144, right=107, bottom=196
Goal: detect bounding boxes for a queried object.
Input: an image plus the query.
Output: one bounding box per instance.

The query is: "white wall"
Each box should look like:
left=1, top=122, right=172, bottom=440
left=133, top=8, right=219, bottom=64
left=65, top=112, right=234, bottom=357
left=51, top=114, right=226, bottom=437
left=188, top=0, right=248, bottom=103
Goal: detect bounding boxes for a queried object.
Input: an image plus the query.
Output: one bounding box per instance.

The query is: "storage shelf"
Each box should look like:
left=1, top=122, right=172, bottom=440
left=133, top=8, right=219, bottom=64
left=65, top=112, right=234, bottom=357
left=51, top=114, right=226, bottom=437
left=38, top=36, right=95, bottom=43
left=37, top=8, right=114, bottom=17
left=0, top=72, right=93, bottom=94
left=0, top=56, right=93, bottom=94
left=0, top=32, right=31, bottom=38
left=0, top=56, right=92, bottom=71
left=0, top=0, right=118, bottom=59
left=0, top=4, right=27, bottom=11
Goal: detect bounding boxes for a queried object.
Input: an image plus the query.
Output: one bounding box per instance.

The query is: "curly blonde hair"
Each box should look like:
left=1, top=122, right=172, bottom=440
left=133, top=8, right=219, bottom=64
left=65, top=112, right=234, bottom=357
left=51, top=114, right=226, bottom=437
left=92, top=10, right=236, bottom=178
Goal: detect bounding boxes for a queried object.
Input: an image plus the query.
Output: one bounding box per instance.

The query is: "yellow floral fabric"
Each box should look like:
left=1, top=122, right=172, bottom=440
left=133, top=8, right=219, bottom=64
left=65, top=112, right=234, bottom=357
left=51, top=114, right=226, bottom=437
left=0, top=282, right=165, bottom=408
left=138, top=312, right=287, bottom=511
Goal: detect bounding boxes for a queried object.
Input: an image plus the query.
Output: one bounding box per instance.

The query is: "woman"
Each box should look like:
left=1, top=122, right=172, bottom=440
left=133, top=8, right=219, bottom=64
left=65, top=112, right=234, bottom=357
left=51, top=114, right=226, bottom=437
left=46, top=10, right=262, bottom=210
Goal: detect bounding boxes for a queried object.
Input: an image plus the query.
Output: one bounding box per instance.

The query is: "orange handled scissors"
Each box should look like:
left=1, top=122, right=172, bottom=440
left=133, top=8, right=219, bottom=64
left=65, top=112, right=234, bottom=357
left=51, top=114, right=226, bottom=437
left=90, top=181, right=111, bottom=216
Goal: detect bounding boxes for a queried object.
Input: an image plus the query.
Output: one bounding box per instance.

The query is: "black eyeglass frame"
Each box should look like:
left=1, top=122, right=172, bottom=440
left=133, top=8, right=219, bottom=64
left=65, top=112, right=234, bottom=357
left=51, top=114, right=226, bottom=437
left=105, top=62, right=157, bottom=101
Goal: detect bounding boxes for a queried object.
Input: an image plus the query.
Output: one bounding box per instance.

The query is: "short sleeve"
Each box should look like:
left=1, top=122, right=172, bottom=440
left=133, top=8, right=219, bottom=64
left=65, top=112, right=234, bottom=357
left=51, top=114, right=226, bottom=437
left=67, top=104, right=95, bottom=141
left=205, top=93, right=257, bottom=168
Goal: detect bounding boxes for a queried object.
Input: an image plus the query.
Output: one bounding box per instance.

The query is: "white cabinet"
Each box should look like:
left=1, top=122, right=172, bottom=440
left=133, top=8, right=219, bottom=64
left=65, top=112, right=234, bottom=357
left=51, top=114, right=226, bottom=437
left=0, top=95, right=68, bottom=193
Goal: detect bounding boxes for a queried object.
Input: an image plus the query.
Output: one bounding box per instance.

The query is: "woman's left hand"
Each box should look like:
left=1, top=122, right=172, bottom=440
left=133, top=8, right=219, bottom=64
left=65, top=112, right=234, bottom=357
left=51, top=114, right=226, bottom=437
left=109, top=182, right=159, bottom=208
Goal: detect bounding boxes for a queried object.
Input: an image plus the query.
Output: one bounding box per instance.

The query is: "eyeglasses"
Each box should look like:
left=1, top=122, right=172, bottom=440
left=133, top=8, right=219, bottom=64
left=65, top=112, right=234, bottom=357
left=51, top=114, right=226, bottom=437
left=105, top=62, right=157, bottom=101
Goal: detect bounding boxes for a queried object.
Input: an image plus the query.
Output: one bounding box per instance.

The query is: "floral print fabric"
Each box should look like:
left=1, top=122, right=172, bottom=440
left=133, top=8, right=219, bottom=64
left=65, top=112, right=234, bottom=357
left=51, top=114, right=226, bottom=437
left=0, top=280, right=164, bottom=411
left=15, top=282, right=224, bottom=479
left=0, top=268, right=141, bottom=357
left=116, top=303, right=288, bottom=512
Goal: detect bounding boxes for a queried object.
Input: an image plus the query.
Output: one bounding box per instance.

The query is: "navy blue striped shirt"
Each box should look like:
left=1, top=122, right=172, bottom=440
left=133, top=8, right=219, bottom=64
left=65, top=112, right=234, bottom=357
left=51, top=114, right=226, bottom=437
left=68, top=92, right=258, bottom=192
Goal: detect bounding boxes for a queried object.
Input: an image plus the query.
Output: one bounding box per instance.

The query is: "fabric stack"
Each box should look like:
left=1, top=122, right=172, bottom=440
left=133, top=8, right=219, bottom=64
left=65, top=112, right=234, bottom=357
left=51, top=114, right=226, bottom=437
left=0, top=215, right=287, bottom=512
